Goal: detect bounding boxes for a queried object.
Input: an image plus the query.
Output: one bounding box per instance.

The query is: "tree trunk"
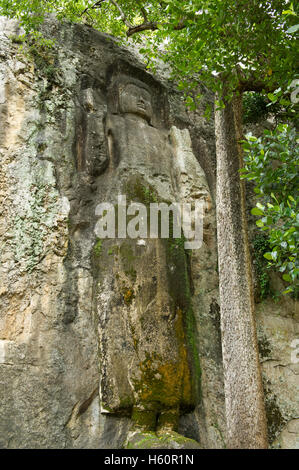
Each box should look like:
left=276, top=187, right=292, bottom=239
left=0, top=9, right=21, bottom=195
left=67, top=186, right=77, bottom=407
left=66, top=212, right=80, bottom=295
left=215, top=93, right=268, bottom=448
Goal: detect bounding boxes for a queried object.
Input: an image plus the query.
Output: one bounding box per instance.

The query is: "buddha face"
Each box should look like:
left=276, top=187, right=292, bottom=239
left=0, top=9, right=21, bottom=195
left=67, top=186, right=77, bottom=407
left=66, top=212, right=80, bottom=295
left=119, top=83, right=153, bottom=122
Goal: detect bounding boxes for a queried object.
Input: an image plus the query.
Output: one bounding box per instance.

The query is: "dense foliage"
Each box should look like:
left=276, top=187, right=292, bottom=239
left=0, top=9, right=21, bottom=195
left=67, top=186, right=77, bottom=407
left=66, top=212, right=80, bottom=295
left=242, top=92, right=270, bottom=124
left=0, top=1, right=298, bottom=98
left=241, top=124, right=299, bottom=295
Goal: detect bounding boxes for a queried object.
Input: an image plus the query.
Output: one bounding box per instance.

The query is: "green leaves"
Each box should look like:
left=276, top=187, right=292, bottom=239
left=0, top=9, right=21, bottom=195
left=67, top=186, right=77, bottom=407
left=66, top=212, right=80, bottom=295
left=286, top=24, right=299, bottom=34
left=1, top=0, right=297, bottom=107
left=243, top=92, right=270, bottom=124
left=241, top=124, right=299, bottom=295
left=251, top=207, right=264, bottom=216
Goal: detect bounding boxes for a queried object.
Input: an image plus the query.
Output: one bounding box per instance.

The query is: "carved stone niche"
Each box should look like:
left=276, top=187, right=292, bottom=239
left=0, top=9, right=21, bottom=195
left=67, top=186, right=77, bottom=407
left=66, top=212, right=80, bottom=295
left=93, top=62, right=206, bottom=447
left=106, top=60, right=169, bottom=129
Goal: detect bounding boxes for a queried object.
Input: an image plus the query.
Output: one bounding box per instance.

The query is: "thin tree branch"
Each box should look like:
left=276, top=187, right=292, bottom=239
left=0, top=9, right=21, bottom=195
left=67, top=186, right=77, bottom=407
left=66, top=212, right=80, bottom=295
left=140, top=6, right=148, bottom=22
left=81, top=0, right=106, bottom=17
left=109, top=0, right=134, bottom=29
left=81, top=0, right=185, bottom=39
left=137, top=1, right=148, bottom=22
left=127, top=19, right=186, bottom=37
left=127, top=21, right=159, bottom=36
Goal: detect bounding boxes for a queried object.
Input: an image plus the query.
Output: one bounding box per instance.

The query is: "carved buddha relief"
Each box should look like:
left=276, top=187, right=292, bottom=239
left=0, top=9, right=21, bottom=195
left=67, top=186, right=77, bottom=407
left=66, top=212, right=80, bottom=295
left=94, top=69, right=210, bottom=441
left=104, top=75, right=174, bottom=192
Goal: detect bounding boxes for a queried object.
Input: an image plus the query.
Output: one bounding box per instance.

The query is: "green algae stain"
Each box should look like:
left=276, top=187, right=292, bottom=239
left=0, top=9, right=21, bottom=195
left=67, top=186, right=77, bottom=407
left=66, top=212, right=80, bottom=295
left=93, top=238, right=103, bottom=257
left=164, top=224, right=201, bottom=406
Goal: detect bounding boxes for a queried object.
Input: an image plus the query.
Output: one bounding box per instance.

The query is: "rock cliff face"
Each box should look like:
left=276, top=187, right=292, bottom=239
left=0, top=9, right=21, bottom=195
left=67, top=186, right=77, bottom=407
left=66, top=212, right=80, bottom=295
left=0, top=17, right=297, bottom=449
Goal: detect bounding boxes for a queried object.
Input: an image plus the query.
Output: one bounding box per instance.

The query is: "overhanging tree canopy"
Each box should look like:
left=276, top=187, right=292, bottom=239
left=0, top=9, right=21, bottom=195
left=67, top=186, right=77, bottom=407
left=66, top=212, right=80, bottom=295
left=0, top=0, right=297, bottom=98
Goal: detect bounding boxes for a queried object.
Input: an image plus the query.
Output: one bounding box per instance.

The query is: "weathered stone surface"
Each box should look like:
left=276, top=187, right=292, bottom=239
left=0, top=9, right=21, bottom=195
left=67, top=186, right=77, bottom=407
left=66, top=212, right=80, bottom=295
left=0, top=16, right=296, bottom=450
left=0, top=16, right=225, bottom=448
left=256, top=295, right=299, bottom=448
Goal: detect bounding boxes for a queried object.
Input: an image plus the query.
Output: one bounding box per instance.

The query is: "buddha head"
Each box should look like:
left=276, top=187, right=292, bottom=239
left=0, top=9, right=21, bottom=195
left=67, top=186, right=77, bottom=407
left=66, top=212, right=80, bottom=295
left=119, top=82, right=153, bottom=123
